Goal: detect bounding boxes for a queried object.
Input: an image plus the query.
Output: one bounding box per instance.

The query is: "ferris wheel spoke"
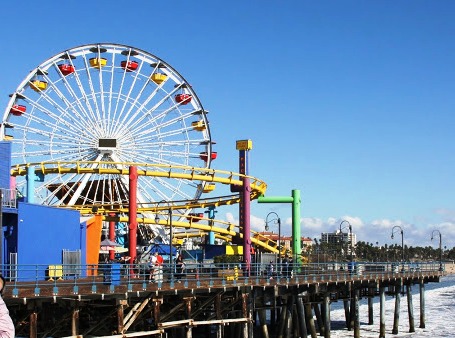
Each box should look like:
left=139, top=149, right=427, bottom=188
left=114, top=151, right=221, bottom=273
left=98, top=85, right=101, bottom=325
left=20, top=93, right=90, bottom=138
left=38, top=67, right=95, bottom=129
left=117, top=84, right=182, bottom=135
left=81, top=54, right=105, bottom=124
left=111, top=57, right=143, bottom=130
left=109, top=62, right=152, bottom=137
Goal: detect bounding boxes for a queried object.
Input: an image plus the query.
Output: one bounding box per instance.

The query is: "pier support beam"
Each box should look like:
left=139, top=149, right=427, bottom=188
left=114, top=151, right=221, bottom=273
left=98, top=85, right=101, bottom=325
left=349, top=288, right=355, bottom=331
left=406, top=284, right=415, bottom=333
left=184, top=296, right=194, bottom=337
left=241, top=291, right=252, bottom=338
left=284, top=294, right=294, bottom=338
left=392, top=282, right=402, bottom=335
left=343, top=300, right=350, bottom=329
left=419, top=279, right=426, bottom=328
left=354, top=289, right=360, bottom=338
left=117, top=299, right=126, bottom=334
left=216, top=293, right=224, bottom=338
left=323, top=293, right=331, bottom=338
left=30, top=307, right=38, bottom=338
left=313, top=303, right=324, bottom=335
left=296, top=296, right=308, bottom=338
left=305, top=302, right=318, bottom=338
left=379, top=286, right=386, bottom=338
left=72, top=302, right=79, bottom=336
left=368, top=295, right=374, bottom=325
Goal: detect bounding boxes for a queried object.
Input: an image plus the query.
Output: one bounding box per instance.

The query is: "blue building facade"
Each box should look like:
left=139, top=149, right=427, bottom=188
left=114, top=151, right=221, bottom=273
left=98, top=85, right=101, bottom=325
left=1, top=141, right=86, bottom=281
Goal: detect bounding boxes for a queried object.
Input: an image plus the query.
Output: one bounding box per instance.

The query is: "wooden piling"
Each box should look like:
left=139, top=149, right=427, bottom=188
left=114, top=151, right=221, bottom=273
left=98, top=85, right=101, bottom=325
left=354, top=289, right=360, bottom=338
left=296, top=296, right=308, bottom=338
left=30, top=308, right=38, bottom=338
left=392, top=282, right=401, bottom=334
left=323, top=292, right=331, bottom=338
left=406, top=284, right=415, bottom=333
left=419, top=279, right=426, bottom=329
left=313, top=302, right=324, bottom=335
left=379, top=286, right=386, bottom=338
left=305, top=302, right=318, bottom=338
left=349, top=288, right=355, bottom=331
left=343, top=300, right=350, bottom=329
left=116, top=299, right=126, bottom=334
left=368, top=296, right=374, bottom=325
left=285, top=294, right=294, bottom=338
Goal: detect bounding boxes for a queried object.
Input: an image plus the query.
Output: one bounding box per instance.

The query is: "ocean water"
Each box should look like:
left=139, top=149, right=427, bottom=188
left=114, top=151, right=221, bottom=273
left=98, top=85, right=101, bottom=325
left=328, top=274, right=455, bottom=337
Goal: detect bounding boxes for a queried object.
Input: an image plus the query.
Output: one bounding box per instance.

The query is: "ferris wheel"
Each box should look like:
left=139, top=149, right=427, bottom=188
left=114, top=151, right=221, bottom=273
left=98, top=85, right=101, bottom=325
left=1, top=43, right=215, bottom=209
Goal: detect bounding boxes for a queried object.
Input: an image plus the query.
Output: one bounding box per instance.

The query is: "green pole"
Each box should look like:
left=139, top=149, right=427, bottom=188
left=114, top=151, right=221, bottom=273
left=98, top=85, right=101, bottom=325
left=257, top=189, right=301, bottom=262
left=292, top=189, right=301, bottom=262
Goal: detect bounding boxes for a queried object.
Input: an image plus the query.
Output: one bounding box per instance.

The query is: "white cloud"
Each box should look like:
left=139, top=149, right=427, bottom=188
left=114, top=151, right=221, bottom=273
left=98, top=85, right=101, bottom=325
left=218, top=212, right=455, bottom=249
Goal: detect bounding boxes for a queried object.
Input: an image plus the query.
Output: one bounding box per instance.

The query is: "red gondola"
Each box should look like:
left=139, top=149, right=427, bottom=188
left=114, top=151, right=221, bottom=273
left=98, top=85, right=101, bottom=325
left=10, top=104, right=26, bottom=116
left=58, top=64, right=75, bottom=76
left=199, top=152, right=217, bottom=162
left=120, top=60, right=139, bottom=72
left=175, top=93, right=192, bottom=105
left=186, top=213, right=204, bottom=222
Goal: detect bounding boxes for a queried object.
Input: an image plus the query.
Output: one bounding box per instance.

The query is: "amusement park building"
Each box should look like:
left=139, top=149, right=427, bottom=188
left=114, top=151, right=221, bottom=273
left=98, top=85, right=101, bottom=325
left=0, top=141, right=87, bottom=281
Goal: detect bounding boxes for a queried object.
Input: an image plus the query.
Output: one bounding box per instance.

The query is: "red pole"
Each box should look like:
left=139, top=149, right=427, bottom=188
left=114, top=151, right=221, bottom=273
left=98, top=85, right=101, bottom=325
left=109, top=212, right=116, bottom=261
left=129, top=166, right=138, bottom=267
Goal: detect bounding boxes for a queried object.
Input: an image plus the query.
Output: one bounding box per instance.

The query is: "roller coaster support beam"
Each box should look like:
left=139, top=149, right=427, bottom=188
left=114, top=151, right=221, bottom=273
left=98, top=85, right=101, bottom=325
left=236, top=139, right=253, bottom=276
left=109, top=213, right=116, bottom=261
left=129, top=166, right=138, bottom=269
left=26, top=166, right=35, bottom=203
left=257, top=189, right=301, bottom=263
left=206, top=206, right=217, bottom=245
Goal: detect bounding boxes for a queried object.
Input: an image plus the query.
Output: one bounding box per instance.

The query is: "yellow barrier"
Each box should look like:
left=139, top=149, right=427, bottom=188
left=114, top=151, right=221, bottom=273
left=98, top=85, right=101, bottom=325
left=48, top=265, right=63, bottom=281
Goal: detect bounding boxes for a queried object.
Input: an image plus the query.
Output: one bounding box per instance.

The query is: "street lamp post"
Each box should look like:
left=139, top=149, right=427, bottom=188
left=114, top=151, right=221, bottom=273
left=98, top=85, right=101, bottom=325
left=154, top=200, right=174, bottom=285
left=265, top=212, right=281, bottom=269
left=391, top=225, right=404, bottom=272
left=431, top=230, right=443, bottom=271
left=339, top=220, right=353, bottom=263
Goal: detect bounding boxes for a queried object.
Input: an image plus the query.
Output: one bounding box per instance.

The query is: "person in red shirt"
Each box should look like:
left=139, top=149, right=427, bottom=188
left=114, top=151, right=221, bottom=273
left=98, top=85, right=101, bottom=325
left=154, top=252, right=164, bottom=283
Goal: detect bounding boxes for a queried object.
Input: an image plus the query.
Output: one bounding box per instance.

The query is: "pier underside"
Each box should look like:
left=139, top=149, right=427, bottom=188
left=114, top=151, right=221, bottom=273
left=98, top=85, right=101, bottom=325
left=5, top=274, right=441, bottom=337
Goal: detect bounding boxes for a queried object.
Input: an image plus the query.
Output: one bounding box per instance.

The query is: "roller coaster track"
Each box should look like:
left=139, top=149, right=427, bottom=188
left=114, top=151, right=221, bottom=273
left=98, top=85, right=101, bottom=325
left=11, top=161, right=283, bottom=254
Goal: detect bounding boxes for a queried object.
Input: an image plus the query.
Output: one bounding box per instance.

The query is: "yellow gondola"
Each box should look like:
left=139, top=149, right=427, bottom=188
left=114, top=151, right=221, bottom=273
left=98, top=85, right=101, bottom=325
left=30, top=80, right=48, bottom=92
left=191, top=121, right=206, bottom=131
left=202, top=183, right=216, bottom=193
left=151, top=73, right=168, bottom=85
left=89, top=57, right=107, bottom=69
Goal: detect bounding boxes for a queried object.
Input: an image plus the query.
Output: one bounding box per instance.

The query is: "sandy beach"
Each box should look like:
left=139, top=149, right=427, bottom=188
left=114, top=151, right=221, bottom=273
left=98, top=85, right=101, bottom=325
left=444, top=262, right=455, bottom=275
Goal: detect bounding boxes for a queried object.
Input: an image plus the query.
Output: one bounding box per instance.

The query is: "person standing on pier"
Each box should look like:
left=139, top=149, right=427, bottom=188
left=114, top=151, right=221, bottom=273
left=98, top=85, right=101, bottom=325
left=155, top=252, right=164, bottom=283
left=149, top=252, right=157, bottom=282
left=175, top=254, right=185, bottom=282
left=0, top=276, right=14, bottom=337
left=267, top=261, right=274, bottom=279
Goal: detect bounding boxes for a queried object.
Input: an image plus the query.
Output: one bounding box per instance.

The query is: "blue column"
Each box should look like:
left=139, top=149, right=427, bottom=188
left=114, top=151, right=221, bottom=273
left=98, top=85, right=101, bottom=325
left=26, top=166, right=35, bottom=203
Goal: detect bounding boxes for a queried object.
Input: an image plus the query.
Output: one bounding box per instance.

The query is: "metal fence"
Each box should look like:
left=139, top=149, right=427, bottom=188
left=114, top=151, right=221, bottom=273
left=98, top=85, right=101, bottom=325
left=1, top=261, right=444, bottom=293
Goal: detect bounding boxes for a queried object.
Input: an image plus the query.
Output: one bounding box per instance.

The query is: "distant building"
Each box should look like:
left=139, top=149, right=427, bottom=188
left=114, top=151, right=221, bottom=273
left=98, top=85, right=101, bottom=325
left=321, top=230, right=357, bottom=256
left=254, top=232, right=313, bottom=255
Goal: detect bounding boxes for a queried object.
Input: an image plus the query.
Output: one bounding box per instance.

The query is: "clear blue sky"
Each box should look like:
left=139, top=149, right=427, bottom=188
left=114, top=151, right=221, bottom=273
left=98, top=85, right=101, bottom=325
left=1, top=1, right=454, bottom=248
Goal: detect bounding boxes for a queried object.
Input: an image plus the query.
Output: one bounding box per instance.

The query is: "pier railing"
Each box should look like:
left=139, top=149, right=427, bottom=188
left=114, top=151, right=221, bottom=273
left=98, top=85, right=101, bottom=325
left=1, top=261, right=444, bottom=298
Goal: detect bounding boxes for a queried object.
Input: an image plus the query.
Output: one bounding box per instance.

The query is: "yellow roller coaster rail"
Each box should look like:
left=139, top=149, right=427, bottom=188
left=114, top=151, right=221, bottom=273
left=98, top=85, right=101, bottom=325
left=11, top=161, right=284, bottom=254
left=111, top=213, right=284, bottom=254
